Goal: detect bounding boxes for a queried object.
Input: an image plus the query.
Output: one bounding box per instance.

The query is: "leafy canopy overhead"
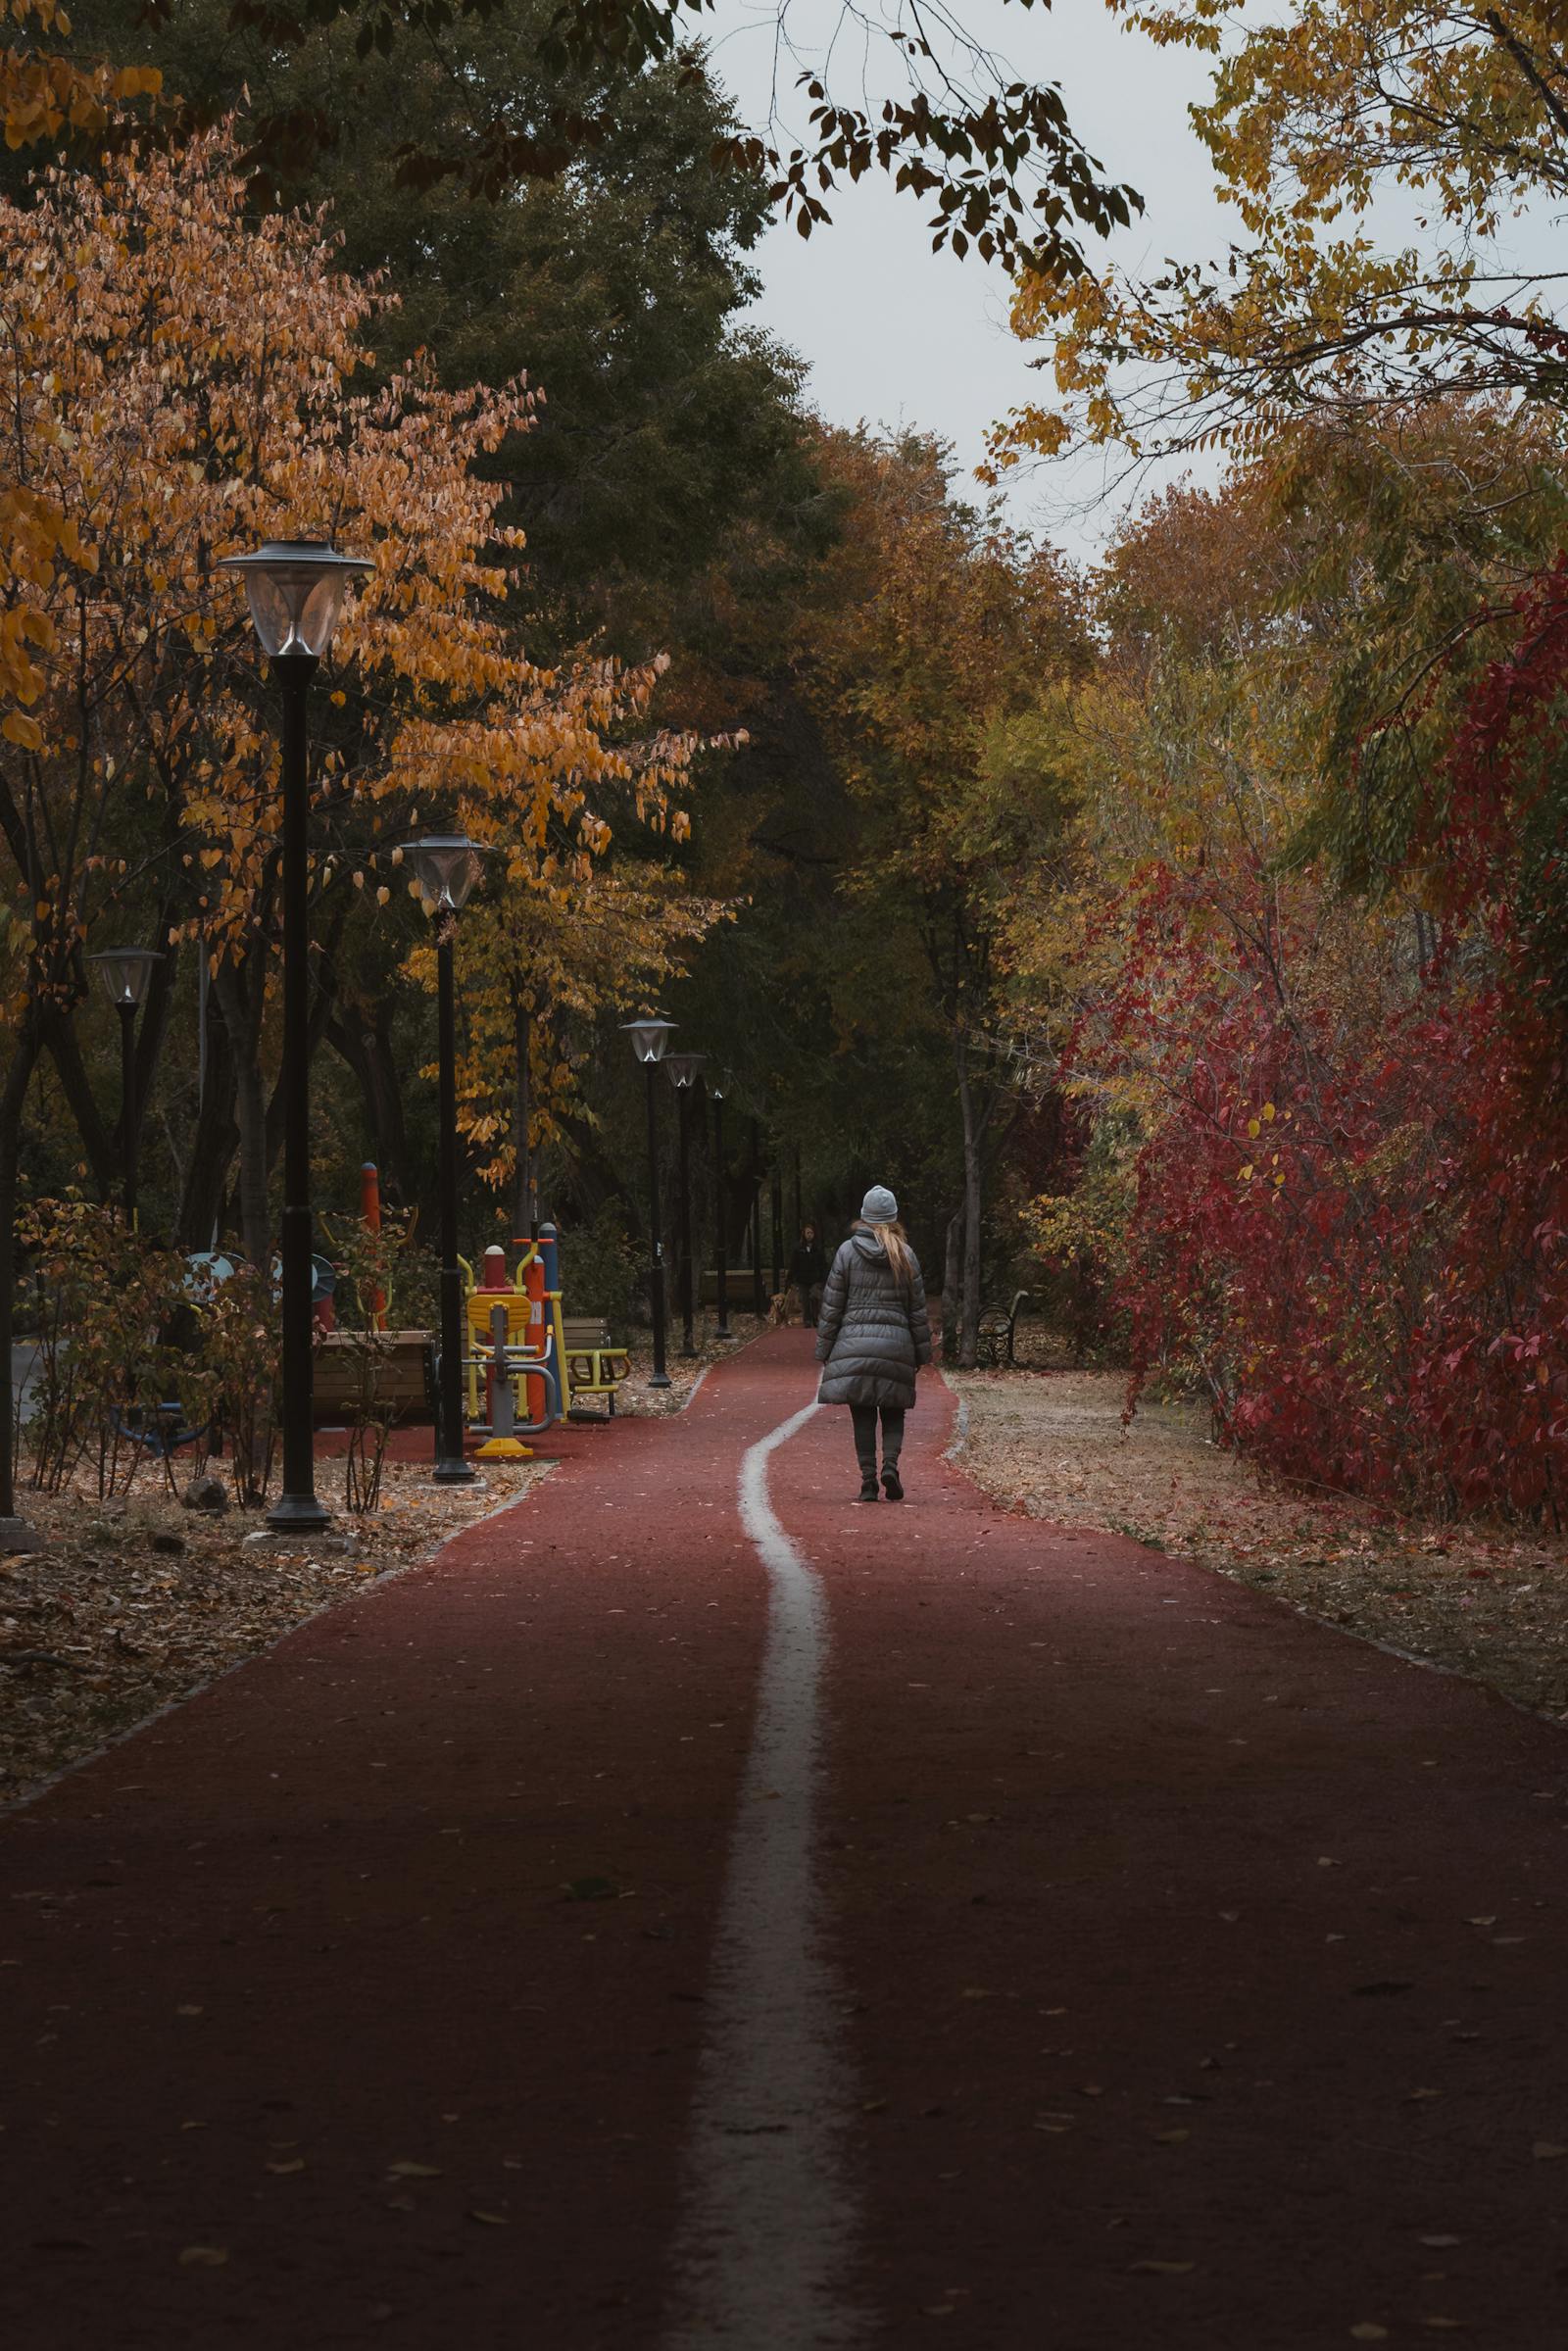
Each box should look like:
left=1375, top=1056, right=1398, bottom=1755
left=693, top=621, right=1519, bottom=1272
left=999, top=0, right=1568, bottom=466
left=135, top=0, right=1142, bottom=274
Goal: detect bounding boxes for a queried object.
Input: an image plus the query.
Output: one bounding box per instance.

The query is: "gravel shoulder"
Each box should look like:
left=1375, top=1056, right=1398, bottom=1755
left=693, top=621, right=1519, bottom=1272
left=947, top=1361, right=1568, bottom=1727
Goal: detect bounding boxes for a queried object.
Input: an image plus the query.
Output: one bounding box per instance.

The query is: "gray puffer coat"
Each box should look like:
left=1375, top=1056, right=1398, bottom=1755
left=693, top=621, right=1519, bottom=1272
left=815, top=1227, right=933, bottom=1409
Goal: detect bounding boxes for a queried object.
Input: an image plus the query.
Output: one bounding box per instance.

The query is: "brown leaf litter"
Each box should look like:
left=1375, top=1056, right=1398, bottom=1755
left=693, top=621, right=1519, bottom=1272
left=947, top=1363, right=1568, bottom=1727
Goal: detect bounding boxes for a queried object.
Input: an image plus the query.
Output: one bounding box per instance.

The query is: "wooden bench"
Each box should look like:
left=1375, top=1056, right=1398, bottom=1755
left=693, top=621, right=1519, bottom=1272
left=976, top=1289, right=1031, bottom=1367
left=561, top=1315, right=631, bottom=1419
left=312, top=1329, right=438, bottom=1428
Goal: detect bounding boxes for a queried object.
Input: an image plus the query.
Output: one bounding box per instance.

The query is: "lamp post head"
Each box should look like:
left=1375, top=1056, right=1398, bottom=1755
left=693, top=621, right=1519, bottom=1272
left=620, top=1016, right=675, bottom=1066
left=664, top=1051, right=709, bottom=1091
left=89, top=947, right=163, bottom=1009
left=219, top=540, right=373, bottom=659
left=397, top=833, right=491, bottom=916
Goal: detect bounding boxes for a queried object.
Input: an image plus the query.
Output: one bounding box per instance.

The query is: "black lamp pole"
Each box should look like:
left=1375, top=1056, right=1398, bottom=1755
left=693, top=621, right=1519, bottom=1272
left=93, top=951, right=162, bottom=1228
left=400, top=835, right=489, bottom=1484
left=621, top=1019, right=675, bottom=1382
left=219, top=538, right=372, bottom=1539
left=663, top=1053, right=707, bottom=1357
left=270, top=651, right=328, bottom=1532
left=433, top=916, right=477, bottom=1483
left=644, top=1060, right=670, bottom=1387
left=750, top=1115, right=765, bottom=1317
left=712, top=1087, right=733, bottom=1342
left=118, top=1004, right=139, bottom=1225
left=677, top=1082, right=696, bottom=1354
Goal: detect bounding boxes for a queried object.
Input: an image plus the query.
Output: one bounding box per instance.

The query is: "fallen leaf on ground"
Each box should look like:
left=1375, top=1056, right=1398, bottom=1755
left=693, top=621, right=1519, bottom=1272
left=1128, top=2259, right=1196, bottom=2276
left=177, top=2245, right=228, bottom=2268
left=385, top=2161, right=443, bottom=2179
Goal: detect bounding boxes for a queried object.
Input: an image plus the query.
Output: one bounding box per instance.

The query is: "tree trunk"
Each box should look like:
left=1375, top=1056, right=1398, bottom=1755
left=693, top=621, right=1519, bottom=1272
left=0, top=1018, right=42, bottom=1518
left=212, top=960, right=270, bottom=1271
left=943, top=1204, right=964, bottom=1359
left=129, top=927, right=178, bottom=1186
left=325, top=1006, right=410, bottom=1207
left=955, top=1038, right=983, bottom=1370
left=39, top=1001, right=115, bottom=1200
left=176, top=998, right=239, bottom=1251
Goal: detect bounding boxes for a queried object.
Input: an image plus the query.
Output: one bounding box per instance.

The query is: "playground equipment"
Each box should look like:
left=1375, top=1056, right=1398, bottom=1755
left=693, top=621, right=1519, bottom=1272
left=461, top=1227, right=567, bottom=1459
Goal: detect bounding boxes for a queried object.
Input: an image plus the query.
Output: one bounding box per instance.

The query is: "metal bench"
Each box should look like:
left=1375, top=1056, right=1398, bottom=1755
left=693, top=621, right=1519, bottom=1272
left=561, top=1314, right=631, bottom=1419
left=976, top=1289, right=1031, bottom=1367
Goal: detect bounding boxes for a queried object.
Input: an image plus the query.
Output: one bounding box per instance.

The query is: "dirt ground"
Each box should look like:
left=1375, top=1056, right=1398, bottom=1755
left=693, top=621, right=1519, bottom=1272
left=947, top=1361, right=1568, bottom=1728
left=0, top=1325, right=753, bottom=1807
left=0, top=1450, right=552, bottom=1807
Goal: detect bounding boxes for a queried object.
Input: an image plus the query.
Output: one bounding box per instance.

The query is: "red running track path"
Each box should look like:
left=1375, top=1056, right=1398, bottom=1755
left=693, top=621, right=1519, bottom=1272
left=3, top=1329, right=1568, bottom=2347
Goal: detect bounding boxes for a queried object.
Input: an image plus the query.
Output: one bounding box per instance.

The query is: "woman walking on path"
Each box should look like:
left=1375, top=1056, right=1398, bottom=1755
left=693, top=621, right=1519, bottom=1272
left=815, top=1185, right=932, bottom=1501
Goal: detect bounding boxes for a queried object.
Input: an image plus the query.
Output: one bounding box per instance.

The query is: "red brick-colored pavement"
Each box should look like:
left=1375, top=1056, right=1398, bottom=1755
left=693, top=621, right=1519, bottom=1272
left=3, top=1331, right=1567, bottom=2346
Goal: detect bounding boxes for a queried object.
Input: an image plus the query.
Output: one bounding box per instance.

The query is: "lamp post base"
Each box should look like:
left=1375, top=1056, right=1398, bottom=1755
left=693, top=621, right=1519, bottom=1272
left=266, top=1491, right=331, bottom=1535
left=648, top=1371, right=672, bottom=1390
left=433, top=1456, right=479, bottom=1486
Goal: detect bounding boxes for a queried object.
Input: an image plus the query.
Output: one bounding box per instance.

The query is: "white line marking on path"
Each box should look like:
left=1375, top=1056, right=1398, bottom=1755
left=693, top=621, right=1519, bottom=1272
left=663, top=1398, right=866, bottom=2349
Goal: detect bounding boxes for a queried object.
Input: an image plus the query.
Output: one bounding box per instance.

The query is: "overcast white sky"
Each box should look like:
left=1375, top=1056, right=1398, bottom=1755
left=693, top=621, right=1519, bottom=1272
left=702, top=0, right=1234, bottom=563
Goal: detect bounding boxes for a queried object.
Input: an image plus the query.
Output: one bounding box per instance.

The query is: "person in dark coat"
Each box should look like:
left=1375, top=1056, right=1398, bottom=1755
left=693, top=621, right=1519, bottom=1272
left=787, top=1223, right=828, bottom=1327
left=815, top=1185, right=932, bottom=1501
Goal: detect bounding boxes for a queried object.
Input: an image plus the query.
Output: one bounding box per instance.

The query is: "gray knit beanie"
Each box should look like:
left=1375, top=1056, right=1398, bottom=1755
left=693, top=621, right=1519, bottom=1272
left=860, top=1184, right=899, bottom=1224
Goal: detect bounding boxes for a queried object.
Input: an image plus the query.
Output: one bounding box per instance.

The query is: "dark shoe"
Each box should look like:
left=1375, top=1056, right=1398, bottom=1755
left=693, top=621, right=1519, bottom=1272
left=882, top=1467, right=904, bottom=1501
left=855, top=1476, right=879, bottom=1502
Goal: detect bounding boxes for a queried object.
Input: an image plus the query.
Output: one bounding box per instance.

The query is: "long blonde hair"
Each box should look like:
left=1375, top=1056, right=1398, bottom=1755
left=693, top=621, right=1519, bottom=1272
left=861, top=1217, right=915, bottom=1291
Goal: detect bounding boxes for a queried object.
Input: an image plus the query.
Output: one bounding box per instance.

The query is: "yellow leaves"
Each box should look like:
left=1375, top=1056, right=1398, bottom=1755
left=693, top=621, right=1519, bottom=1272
left=2, top=711, right=43, bottom=751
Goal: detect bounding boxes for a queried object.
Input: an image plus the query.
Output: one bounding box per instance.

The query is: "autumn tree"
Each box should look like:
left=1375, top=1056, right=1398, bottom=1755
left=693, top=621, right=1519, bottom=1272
left=999, top=0, right=1568, bottom=470
left=45, top=0, right=820, bottom=662
left=798, top=430, right=1088, bottom=1364
left=0, top=125, right=712, bottom=1276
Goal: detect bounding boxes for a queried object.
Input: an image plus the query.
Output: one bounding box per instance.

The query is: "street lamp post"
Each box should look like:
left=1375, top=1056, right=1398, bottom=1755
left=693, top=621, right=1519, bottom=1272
left=664, top=1053, right=708, bottom=1356
left=220, top=539, right=372, bottom=1535
left=89, top=948, right=163, bottom=1228
left=400, top=835, right=490, bottom=1485
left=621, top=1017, right=675, bottom=1389
left=711, top=1078, right=733, bottom=1343
left=750, top=1115, right=765, bottom=1318
left=770, top=1155, right=783, bottom=1297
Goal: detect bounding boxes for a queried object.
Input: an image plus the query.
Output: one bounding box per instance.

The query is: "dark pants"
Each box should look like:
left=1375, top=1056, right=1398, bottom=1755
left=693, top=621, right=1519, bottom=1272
left=850, top=1402, right=906, bottom=1478
left=795, top=1281, right=823, bottom=1328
